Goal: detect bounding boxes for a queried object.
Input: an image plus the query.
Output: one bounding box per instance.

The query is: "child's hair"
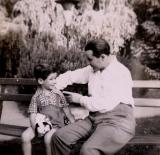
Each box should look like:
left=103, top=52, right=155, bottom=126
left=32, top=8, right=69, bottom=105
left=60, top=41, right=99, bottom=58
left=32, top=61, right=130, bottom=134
left=34, top=63, right=54, bottom=80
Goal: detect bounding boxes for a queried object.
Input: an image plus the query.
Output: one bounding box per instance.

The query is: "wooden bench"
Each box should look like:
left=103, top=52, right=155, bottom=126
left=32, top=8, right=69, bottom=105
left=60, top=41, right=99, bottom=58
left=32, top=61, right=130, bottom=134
left=0, top=78, right=37, bottom=138
left=0, top=78, right=160, bottom=149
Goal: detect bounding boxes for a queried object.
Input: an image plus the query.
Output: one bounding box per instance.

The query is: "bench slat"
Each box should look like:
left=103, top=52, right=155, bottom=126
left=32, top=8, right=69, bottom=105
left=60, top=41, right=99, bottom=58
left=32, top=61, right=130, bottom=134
left=0, top=78, right=160, bottom=88
left=128, top=136, right=160, bottom=144
left=0, top=78, right=37, bottom=85
left=0, top=94, right=32, bottom=102
left=1, top=94, right=160, bottom=108
left=134, top=98, right=160, bottom=107
left=134, top=80, right=160, bottom=88
left=0, top=124, right=27, bottom=137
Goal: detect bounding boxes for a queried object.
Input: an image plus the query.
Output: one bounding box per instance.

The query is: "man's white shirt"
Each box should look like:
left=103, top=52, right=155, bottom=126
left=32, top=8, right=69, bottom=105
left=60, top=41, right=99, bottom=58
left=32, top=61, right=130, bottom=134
left=56, top=57, right=134, bottom=113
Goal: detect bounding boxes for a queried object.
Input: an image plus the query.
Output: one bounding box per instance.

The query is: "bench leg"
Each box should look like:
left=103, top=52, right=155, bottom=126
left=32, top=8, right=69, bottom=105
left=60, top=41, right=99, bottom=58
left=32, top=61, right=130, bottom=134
left=0, top=101, right=3, bottom=119
left=156, top=145, right=160, bottom=155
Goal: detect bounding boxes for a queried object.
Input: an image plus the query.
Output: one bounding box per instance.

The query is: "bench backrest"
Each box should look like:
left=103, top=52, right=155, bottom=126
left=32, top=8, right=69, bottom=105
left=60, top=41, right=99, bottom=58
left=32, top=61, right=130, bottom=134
left=0, top=78, right=160, bottom=141
left=1, top=78, right=160, bottom=106
left=0, top=78, right=38, bottom=102
left=133, top=80, right=160, bottom=108
left=0, top=77, right=160, bottom=118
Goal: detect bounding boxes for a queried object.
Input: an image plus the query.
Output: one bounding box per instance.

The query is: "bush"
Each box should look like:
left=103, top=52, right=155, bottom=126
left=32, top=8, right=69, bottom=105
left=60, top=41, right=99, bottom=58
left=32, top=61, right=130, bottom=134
left=17, top=32, right=89, bottom=95
left=0, top=30, right=23, bottom=77
left=18, top=32, right=88, bottom=78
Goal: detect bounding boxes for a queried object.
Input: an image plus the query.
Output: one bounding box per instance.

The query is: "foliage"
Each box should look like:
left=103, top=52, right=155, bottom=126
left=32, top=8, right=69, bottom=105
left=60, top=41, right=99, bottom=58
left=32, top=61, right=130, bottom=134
left=12, top=0, right=137, bottom=54
left=0, top=28, right=23, bottom=77
left=129, top=0, right=160, bottom=7
left=68, top=0, right=137, bottom=54
left=13, top=0, right=67, bottom=47
left=0, top=0, right=138, bottom=78
left=17, top=32, right=89, bottom=95
left=0, top=4, right=28, bottom=77
left=15, top=0, right=137, bottom=78
left=130, top=4, right=160, bottom=79
left=0, top=0, right=18, bottom=16
left=18, top=32, right=88, bottom=78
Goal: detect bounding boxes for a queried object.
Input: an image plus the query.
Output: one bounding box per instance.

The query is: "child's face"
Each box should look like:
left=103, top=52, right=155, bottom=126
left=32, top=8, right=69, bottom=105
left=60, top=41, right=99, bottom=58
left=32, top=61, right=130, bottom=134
left=39, top=73, right=58, bottom=90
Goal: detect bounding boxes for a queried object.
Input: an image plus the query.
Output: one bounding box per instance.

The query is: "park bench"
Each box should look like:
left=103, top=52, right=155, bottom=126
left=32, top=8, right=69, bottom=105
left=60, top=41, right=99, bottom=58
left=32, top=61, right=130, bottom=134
left=0, top=78, right=160, bottom=152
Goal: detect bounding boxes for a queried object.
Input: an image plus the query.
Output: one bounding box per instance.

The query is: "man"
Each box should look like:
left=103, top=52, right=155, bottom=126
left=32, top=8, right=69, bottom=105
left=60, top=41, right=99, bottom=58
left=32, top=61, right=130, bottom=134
left=52, top=39, right=135, bottom=155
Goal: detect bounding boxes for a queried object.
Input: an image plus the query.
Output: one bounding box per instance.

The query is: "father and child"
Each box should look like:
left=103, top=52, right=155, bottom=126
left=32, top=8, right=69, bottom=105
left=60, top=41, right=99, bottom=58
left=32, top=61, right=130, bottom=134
left=22, top=63, right=76, bottom=155
left=22, top=39, right=135, bottom=155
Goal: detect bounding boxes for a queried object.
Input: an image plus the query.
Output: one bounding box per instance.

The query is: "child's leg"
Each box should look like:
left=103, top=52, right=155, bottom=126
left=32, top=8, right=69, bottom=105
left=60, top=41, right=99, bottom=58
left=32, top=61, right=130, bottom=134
left=21, top=127, right=35, bottom=155
left=44, top=128, right=57, bottom=155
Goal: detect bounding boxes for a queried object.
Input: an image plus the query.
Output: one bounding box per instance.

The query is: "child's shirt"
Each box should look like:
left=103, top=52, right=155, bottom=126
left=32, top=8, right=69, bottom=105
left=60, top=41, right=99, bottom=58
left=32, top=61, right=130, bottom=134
left=28, top=88, right=69, bottom=127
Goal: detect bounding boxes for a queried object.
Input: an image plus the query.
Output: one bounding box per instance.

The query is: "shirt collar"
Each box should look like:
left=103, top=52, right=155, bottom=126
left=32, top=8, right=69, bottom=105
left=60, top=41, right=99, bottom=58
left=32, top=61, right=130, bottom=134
left=102, top=56, right=118, bottom=74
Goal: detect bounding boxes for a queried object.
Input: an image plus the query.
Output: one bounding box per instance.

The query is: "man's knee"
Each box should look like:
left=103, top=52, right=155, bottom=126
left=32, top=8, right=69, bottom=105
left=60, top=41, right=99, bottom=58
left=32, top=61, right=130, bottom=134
left=52, top=129, right=73, bottom=145
left=52, top=129, right=68, bottom=144
left=80, top=144, right=114, bottom=155
left=80, top=143, right=96, bottom=155
left=52, top=130, right=63, bottom=143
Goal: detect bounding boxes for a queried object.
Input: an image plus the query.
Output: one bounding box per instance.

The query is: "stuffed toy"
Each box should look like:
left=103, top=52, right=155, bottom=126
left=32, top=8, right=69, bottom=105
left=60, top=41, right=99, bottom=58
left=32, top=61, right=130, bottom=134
left=35, top=113, right=53, bottom=137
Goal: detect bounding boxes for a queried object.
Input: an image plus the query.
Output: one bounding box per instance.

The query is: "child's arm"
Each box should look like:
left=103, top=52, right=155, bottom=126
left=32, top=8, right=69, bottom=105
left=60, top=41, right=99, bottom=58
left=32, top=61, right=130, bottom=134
left=29, top=113, right=37, bottom=130
left=28, top=93, right=38, bottom=130
left=63, top=107, right=75, bottom=123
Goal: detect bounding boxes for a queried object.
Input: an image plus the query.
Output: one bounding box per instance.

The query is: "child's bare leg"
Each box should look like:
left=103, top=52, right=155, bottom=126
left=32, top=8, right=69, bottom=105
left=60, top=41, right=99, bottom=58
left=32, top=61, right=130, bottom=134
left=21, top=127, right=35, bottom=155
left=44, top=128, right=57, bottom=155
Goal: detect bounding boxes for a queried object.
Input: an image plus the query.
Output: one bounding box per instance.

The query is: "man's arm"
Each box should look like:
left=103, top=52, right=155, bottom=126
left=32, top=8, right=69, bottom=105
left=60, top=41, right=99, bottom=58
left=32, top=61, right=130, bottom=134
left=64, top=92, right=119, bottom=112
left=68, top=72, right=133, bottom=112
left=79, top=73, right=133, bottom=112
left=55, top=66, right=92, bottom=90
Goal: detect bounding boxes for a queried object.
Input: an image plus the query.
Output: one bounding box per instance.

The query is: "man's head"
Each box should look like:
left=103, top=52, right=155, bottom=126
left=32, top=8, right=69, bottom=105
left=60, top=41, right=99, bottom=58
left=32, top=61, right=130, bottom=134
left=34, top=64, right=57, bottom=90
left=85, top=39, right=114, bottom=71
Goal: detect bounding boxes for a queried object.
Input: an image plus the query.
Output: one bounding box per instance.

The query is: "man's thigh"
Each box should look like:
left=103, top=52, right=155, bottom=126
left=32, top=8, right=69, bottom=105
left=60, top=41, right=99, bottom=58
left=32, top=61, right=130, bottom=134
left=82, top=125, right=133, bottom=154
left=54, top=118, right=92, bottom=145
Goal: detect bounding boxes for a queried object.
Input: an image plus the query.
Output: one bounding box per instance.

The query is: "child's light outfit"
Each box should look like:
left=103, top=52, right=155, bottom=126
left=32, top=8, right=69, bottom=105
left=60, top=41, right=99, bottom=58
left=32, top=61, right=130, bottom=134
left=28, top=88, right=69, bottom=128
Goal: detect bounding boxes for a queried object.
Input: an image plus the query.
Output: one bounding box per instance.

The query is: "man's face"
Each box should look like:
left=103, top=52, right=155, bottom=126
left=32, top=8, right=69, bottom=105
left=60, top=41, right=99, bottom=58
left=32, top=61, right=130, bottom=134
left=86, top=50, right=104, bottom=72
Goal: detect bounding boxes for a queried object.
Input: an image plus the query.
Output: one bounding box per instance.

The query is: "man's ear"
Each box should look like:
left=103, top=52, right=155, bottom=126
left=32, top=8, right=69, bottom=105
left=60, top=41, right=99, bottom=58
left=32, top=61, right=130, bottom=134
left=38, top=78, right=44, bottom=85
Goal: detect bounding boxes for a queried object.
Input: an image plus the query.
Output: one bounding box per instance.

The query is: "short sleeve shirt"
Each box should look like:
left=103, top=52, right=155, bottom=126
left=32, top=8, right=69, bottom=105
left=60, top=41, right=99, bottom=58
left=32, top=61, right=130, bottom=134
left=28, top=88, right=69, bottom=114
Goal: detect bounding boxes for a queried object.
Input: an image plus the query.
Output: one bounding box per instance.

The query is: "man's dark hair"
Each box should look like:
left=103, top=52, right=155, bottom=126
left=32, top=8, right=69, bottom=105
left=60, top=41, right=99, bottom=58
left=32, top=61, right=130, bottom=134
left=85, top=39, right=110, bottom=57
left=34, top=63, right=53, bottom=80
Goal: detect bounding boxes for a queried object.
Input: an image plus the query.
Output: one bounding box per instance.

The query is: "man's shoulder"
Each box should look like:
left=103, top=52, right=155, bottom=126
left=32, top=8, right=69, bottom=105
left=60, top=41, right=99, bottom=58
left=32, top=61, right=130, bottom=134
left=117, top=61, right=130, bottom=71
left=77, top=65, right=93, bottom=72
left=115, top=61, right=132, bottom=77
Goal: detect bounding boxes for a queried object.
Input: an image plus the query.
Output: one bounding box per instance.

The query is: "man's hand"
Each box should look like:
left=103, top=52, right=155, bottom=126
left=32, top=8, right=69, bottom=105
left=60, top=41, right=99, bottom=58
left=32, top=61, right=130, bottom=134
left=63, top=91, right=82, bottom=104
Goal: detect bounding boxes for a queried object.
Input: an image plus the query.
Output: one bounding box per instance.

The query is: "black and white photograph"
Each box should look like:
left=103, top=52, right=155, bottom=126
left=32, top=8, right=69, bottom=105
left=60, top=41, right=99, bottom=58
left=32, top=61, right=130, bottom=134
left=0, top=0, right=160, bottom=155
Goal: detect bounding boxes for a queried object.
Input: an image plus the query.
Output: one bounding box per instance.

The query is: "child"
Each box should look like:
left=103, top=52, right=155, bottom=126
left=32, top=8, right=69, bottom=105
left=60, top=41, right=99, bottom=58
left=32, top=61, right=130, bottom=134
left=22, top=63, right=75, bottom=155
